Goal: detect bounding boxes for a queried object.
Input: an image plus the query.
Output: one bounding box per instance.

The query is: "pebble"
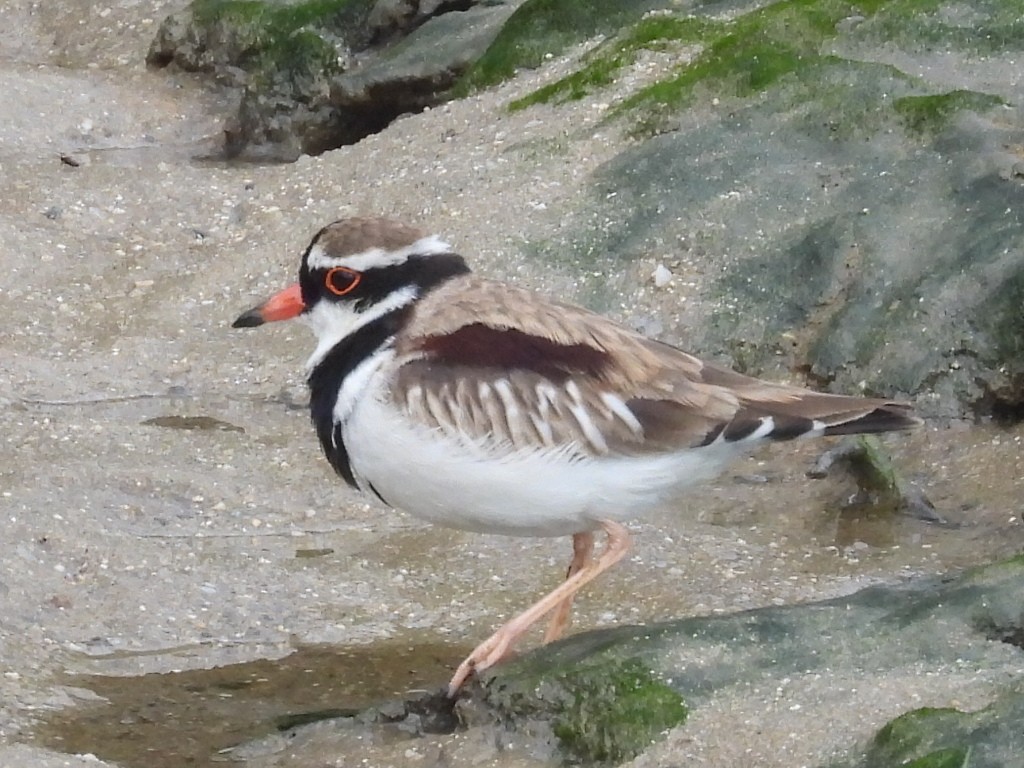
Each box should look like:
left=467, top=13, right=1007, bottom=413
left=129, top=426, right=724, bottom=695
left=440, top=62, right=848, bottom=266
left=652, top=263, right=673, bottom=287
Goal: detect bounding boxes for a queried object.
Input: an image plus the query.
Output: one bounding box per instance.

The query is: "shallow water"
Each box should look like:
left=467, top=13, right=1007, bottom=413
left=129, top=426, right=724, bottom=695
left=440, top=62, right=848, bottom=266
left=36, top=642, right=464, bottom=768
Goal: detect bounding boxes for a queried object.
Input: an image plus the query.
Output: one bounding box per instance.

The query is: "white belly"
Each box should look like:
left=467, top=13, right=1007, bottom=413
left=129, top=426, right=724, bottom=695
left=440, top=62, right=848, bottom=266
left=343, top=389, right=744, bottom=537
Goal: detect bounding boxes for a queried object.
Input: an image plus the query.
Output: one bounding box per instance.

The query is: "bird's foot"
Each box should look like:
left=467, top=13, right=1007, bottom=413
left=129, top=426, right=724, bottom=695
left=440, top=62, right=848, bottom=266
left=447, top=618, right=532, bottom=696
left=446, top=522, right=630, bottom=697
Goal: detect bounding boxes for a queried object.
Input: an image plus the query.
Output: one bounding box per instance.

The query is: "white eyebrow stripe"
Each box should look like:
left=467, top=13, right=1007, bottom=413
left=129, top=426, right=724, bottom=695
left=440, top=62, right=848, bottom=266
left=306, top=235, right=453, bottom=271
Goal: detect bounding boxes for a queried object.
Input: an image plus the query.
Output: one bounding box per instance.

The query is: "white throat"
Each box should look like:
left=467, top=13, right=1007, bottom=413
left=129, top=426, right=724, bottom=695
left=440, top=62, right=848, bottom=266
left=303, top=284, right=419, bottom=373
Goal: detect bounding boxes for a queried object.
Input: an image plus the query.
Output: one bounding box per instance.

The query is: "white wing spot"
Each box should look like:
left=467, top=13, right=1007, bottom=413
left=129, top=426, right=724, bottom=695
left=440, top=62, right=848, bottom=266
left=405, top=385, right=424, bottom=417
left=564, top=379, right=583, bottom=402
left=563, top=380, right=608, bottom=454
left=567, top=401, right=609, bottom=453
left=530, top=413, right=555, bottom=446
left=493, top=379, right=520, bottom=420
left=600, top=392, right=644, bottom=436
left=424, top=388, right=454, bottom=430
left=748, top=416, right=775, bottom=441
left=450, top=379, right=476, bottom=434
left=477, top=381, right=509, bottom=439
left=535, top=382, right=558, bottom=420
left=493, top=378, right=529, bottom=446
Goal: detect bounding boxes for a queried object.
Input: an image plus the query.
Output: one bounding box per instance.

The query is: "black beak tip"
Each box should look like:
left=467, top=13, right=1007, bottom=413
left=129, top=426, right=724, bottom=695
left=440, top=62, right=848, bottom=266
left=232, top=309, right=265, bottom=329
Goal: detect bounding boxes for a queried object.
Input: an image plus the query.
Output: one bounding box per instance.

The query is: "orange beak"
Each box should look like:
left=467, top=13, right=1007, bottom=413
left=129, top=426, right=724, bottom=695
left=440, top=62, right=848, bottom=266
left=232, top=283, right=305, bottom=328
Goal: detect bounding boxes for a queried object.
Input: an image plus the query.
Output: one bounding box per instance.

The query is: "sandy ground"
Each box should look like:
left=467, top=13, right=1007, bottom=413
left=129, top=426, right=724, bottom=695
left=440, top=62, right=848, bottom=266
left=2, top=1, right=1023, bottom=766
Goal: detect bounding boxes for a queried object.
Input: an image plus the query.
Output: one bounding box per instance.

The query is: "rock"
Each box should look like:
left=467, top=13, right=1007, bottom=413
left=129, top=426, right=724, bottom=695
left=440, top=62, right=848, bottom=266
left=146, top=1, right=369, bottom=75
left=330, top=2, right=521, bottom=118
left=467, top=654, right=687, bottom=764
left=367, top=0, right=478, bottom=42
left=580, top=106, right=1024, bottom=421
left=842, top=693, right=1024, bottom=768
left=465, top=556, right=1024, bottom=765
left=6, top=1, right=1024, bottom=767
left=486, top=0, right=1024, bottom=420
left=147, top=0, right=373, bottom=160
left=219, top=557, right=1024, bottom=765
left=651, top=263, right=672, bottom=287
left=146, top=0, right=522, bottom=160
left=808, top=435, right=944, bottom=523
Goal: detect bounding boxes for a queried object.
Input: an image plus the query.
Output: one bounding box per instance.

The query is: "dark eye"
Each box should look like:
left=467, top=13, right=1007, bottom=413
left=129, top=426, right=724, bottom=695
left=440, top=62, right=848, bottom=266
left=325, top=266, right=362, bottom=296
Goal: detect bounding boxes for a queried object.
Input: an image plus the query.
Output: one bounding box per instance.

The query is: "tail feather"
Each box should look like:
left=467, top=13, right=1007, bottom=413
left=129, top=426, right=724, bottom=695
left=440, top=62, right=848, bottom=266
left=820, top=404, right=922, bottom=437
left=718, top=395, right=922, bottom=447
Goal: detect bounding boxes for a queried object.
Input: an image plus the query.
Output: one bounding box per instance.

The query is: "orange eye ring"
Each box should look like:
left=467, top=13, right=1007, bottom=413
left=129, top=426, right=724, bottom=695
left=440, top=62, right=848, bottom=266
left=325, top=266, right=362, bottom=296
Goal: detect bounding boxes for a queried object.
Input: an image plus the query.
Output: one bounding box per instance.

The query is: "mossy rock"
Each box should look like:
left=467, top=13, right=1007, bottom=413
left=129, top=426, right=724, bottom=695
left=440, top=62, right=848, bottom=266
left=837, top=688, right=1024, bottom=767
left=480, top=652, right=687, bottom=764
left=497, top=0, right=1010, bottom=143
left=509, top=15, right=716, bottom=111
left=895, top=90, right=1007, bottom=136
left=148, top=0, right=372, bottom=77
left=466, top=557, right=1024, bottom=765
left=545, top=0, right=1021, bottom=416
left=453, top=0, right=678, bottom=96
left=616, top=0, right=1008, bottom=139
left=848, top=0, right=1024, bottom=54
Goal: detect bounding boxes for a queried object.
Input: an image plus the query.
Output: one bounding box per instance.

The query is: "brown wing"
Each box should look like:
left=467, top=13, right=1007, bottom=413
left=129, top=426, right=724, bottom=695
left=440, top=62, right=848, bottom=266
left=391, top=276, right=918, bottom=457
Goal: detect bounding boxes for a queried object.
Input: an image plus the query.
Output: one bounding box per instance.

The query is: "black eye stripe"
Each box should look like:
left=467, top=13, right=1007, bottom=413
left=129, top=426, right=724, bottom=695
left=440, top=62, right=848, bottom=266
left=354, top=255, right=471, bottom=309
left=302, top=254, right=471, bottom=308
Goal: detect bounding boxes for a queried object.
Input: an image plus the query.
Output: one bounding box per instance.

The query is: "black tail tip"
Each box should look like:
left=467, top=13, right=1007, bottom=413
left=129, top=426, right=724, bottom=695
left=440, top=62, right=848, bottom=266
left=825, top=405, right=923, bottom=437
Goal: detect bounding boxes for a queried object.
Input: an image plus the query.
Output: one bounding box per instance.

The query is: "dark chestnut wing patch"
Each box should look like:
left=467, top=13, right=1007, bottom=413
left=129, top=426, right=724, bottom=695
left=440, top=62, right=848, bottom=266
left=418, top=324, right=611, bottom=382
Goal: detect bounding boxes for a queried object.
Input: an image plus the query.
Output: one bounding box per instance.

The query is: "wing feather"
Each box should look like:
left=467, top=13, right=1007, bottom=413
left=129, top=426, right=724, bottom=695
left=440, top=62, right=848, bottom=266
left=390, top=276, right=918, bottom=457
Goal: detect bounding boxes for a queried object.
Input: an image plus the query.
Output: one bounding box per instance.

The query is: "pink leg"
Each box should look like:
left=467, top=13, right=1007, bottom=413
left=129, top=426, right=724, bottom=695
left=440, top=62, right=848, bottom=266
left=543, top=531, right=595, bottom=643
left=447, top=520, right=630, bottom=697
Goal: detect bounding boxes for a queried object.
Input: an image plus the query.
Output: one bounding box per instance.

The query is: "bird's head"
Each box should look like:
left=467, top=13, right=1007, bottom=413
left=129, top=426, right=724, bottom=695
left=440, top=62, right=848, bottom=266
left=232, top=217, right=469, bottom=367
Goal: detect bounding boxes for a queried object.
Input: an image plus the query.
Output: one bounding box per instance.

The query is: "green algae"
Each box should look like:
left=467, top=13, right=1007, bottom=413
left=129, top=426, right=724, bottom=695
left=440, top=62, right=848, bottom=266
left=894, top=90, right=1006, bottom=136
left=549, top=658, right=687, bottom=763
left=841, top=688, right=1024, bottom=768
left=617, top=0, right=895, bottom=135
left=859, top=707, right=977, bottom=768
left=509, top=15, right=714, bottom=111
left=873, top=707, right=965, bottom=755
left=191, top=0, right=358, bottom=33
left=453, top=0, right=675, bottom=97
left=479, top=0, right=1017, bottom=146
left=484, top=655, right=687, bottom=764
left=851, top=0, right=1024, bottom=53
left=186, top=0, right=367, bottom=75
left=903, top=748, right=972, bottom=768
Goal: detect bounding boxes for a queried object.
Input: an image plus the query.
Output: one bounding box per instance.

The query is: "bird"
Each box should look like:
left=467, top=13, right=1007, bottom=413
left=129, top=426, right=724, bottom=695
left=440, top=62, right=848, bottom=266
left=232, top=216, right=921, bottom=696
